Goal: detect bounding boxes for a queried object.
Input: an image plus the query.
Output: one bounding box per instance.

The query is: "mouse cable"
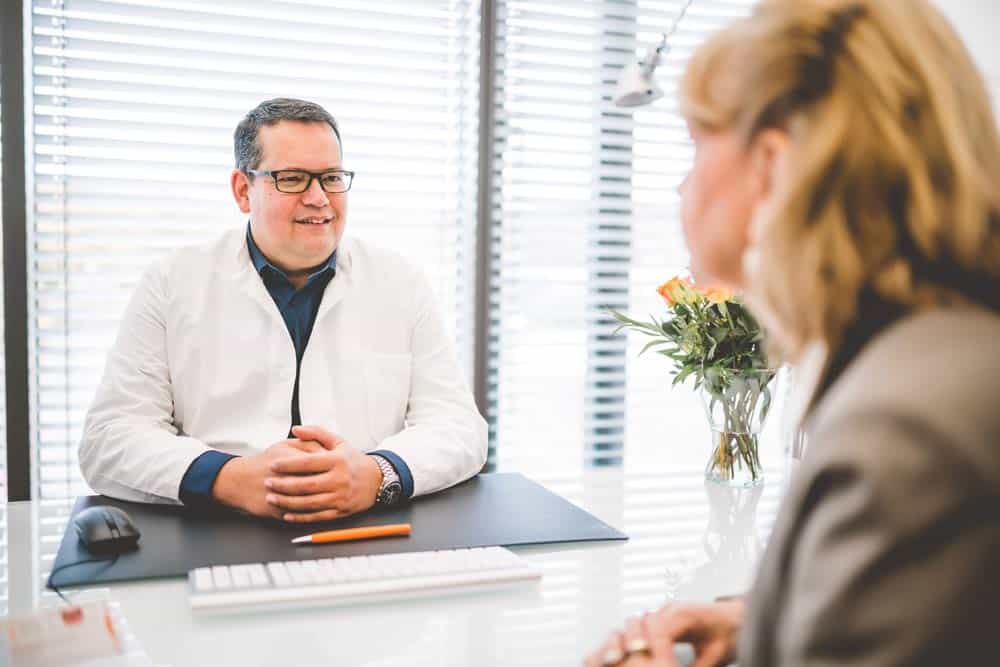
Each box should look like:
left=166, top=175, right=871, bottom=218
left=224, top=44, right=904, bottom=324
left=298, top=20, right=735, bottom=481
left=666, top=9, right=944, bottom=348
left=47, top=554, right=120, bottom=605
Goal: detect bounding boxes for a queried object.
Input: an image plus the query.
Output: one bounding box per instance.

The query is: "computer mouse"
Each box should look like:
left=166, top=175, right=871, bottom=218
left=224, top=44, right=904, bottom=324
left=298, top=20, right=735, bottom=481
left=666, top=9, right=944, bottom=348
left=73, top=506, right=141, bottom=554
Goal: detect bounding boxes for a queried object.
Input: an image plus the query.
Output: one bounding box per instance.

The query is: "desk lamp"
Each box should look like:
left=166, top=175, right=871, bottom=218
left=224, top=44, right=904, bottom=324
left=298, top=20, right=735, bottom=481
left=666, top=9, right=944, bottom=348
left=614, top=0, right=696, bottom=107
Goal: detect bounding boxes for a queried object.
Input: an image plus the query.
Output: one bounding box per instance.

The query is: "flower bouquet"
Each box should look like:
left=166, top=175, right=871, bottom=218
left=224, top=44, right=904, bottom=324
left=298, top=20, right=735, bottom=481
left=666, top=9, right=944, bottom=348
left=611, top=277, right=776, bottom=485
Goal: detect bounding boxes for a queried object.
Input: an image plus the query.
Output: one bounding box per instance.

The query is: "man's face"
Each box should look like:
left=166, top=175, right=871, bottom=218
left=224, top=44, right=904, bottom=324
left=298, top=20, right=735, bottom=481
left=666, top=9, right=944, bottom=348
left=231, top=120, right=347, bottom=273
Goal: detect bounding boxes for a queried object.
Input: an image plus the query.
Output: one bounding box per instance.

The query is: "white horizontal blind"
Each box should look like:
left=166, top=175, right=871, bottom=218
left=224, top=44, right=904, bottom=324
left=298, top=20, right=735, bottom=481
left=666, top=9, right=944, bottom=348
left=29, top=0, right=480, bottom=499
left=490, top=0, right=616, bottom=472
left=625, top=0, right=760, bottom=470
left=489, top=0, right=756, bottom=473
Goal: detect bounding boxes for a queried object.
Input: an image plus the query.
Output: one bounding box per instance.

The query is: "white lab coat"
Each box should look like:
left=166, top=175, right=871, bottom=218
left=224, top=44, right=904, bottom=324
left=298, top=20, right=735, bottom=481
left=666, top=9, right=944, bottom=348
left=79, top=228, right=488, bottom=504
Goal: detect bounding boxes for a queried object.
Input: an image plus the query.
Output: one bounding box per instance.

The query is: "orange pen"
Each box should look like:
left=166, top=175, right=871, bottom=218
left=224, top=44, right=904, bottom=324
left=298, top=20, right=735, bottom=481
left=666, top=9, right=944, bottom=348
left=290, top=523, right=412, bottom=545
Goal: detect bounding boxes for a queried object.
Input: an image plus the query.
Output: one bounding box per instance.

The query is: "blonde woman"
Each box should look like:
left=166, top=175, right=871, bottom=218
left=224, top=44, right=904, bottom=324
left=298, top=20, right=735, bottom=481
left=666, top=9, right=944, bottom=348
left=587, top=0, right=1000, bottom=665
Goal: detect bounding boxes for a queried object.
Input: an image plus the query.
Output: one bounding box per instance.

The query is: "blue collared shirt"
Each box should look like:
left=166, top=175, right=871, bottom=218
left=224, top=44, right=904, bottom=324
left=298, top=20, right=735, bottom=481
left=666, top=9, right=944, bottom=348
left=246, top=225, right=337, bottom=427
left=178, top=226, right=413, bottom=507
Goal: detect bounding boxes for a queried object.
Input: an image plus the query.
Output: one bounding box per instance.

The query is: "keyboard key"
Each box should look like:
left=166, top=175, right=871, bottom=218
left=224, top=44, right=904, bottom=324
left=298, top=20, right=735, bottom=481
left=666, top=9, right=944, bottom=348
left=211, top=566, right=232, bottom=589
left=266, top=562, right=292, bottom=588
left=247, top=564, right=269, bottom=587
left=317, top=559, right=336, bottom=582
left=192, top=568, right=213, bottom=593
left=301, top=560, right=325, bottom=584
left=285, top=560, right=310, bottom=586
left=230, top=565, right=251, bottom=589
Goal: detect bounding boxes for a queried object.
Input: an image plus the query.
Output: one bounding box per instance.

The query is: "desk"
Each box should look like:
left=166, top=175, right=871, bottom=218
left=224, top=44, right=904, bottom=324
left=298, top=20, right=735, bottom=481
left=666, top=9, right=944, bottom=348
left=2, top=468, right=787, bottom=666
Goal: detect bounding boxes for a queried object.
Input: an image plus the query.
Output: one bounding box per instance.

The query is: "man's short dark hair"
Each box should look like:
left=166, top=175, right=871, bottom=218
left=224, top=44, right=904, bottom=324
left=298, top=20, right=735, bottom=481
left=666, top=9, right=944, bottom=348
left=233, top=98, right=341, bottom=173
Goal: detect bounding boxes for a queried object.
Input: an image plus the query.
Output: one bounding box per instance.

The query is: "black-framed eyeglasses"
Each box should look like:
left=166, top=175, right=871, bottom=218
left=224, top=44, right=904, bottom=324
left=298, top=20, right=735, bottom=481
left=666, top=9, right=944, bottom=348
left=247, top=169, right=355, bottom=194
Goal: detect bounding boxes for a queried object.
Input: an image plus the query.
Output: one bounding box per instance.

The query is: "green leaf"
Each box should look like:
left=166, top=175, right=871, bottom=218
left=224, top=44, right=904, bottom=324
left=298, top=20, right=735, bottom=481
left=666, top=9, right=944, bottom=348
left=673, top=365, right=696, bottom=386
left=638, top=339, right=669, bottom=355
left=761, top=384, right=773, bottom=417
left=717, top=300, right=730, bottom=322
left=610, top=291, right=770, bottom=387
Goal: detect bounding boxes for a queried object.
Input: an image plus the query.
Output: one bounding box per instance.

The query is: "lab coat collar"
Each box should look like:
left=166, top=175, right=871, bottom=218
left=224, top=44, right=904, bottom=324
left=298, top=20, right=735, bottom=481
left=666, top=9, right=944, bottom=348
left=226, top=227, right=353, bottom=325
left=244, top=222, right=338, bottom=280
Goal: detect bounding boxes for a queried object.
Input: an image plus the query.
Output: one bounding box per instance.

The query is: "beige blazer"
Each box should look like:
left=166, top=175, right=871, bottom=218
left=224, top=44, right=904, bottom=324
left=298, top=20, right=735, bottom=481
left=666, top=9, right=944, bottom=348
left=739, top=305, right=1000, bottom=666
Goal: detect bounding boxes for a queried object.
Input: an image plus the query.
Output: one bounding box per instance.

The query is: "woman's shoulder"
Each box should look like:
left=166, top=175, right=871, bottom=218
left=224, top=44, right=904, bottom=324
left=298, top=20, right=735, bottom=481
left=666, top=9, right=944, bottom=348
left=759, top=307, right=1000, bottom=667
left=808, top=305, right=1000, bottom=485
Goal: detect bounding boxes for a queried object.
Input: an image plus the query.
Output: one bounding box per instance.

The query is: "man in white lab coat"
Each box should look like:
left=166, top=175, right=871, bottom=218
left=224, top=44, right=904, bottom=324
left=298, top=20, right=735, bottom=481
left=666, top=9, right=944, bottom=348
left=79, top=98, right=488, bottom=522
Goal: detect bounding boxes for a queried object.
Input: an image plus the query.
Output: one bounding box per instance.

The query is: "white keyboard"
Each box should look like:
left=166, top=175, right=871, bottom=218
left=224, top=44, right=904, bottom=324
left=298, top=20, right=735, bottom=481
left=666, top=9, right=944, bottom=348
left=188, top=546, right=541, bottom=613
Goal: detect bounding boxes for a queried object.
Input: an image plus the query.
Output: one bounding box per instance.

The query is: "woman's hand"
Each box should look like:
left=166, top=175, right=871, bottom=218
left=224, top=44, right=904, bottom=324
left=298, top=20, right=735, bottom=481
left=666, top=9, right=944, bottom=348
left=584, top=600, right=745, bottom=667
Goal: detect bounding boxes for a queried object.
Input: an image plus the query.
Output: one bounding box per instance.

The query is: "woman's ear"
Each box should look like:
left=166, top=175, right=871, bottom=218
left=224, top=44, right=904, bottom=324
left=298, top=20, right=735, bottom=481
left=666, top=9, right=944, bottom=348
left=749, top=129, right=791, bottom=202
left=746, top=128, right=792, bottom=249
left=231, top=169, right=252, bottom=214
left=743, top=129, right=792, bottom=288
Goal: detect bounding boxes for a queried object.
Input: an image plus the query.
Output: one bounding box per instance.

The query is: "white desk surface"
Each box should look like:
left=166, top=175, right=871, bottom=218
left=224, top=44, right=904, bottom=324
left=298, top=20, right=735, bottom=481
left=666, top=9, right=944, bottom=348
left=2, top=467, right=788, bottom=666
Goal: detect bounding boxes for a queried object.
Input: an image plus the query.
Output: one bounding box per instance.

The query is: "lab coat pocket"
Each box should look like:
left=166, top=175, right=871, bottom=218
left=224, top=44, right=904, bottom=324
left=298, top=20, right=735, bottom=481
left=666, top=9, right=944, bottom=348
left=364, top=352, right=412, bottom=443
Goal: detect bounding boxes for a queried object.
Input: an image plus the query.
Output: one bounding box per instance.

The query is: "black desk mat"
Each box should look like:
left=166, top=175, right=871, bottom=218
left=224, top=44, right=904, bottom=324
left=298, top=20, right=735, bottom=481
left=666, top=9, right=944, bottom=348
left=49, top=472, right=627, bottom=588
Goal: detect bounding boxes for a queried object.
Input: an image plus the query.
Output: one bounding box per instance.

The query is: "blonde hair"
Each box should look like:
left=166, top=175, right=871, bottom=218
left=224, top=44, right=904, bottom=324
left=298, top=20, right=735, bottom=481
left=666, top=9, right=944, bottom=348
left=681, top=0, right=1000, bottom=360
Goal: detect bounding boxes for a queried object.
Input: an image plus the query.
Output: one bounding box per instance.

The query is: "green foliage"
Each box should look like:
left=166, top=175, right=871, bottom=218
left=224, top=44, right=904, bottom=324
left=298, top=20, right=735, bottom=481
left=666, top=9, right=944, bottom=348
left=610, top=295, right=769, bottom=392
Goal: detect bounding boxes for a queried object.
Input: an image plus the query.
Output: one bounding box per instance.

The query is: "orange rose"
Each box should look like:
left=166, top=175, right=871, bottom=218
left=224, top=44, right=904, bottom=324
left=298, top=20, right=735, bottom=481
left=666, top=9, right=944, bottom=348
left=702, top=286, right=733, bottom=304
left=656, top=276, right=694, bottom=306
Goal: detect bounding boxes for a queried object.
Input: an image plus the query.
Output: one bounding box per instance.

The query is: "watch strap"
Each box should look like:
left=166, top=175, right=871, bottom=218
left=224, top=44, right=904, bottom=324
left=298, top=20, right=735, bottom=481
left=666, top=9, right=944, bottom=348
left=370, top=455, right=402, bottom=506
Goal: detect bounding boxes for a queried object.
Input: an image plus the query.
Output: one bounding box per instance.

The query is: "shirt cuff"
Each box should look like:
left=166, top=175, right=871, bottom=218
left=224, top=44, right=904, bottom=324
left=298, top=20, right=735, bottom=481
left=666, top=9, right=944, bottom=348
left=370, top=449, right=414, bottom=499
left=179, top=450, right=239, bottom=508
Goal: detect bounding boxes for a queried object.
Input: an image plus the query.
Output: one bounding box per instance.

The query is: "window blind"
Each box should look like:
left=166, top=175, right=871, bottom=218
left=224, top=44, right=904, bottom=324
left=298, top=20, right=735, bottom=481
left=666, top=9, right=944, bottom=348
left=488, top=0, right=757, bottom=473
left=0, top=103, right=6, bottom=597
left=625, top=1, right=763, bottom=470
left=29, top=0, right=480, bottom=499
left=0, top=97, right=7, bottom=503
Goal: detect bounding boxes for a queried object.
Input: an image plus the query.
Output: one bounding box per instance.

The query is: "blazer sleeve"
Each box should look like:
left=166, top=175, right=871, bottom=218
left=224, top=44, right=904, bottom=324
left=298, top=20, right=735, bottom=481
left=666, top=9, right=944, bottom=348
left=373, top=270, right=488, bottom=497
left=773, top=409, right=1000, bottom=666
left=78, top=262, right=211, bottom=503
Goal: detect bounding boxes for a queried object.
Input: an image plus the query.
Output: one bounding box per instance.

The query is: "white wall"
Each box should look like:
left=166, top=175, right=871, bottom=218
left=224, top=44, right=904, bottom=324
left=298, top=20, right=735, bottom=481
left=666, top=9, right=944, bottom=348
left=932, top=0, right=1000, bottom=113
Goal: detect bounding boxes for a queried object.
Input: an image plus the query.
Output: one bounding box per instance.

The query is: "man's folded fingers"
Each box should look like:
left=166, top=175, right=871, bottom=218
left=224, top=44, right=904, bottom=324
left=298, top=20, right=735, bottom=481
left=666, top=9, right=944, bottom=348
left=270, top=453, right=337, bottom=475
left=266, top=491, right=340, bottom=512
left=291, top=425, right=344, bottom=450
left=266, top=473, right=332, bottom=496
left=280, top=508, right=346, bottom=524
left=286, top=439, right=325, bottom=454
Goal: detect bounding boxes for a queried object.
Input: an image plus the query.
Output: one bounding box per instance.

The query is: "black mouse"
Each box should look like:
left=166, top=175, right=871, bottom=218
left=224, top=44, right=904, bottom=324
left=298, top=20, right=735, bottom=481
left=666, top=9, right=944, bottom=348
left=73, top=506, right=141, bottom=554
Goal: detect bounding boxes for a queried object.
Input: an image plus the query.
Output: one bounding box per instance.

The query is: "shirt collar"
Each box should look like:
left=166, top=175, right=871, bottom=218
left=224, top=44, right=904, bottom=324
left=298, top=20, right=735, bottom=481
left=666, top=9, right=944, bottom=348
left=245, top=222, right=337, bottom=279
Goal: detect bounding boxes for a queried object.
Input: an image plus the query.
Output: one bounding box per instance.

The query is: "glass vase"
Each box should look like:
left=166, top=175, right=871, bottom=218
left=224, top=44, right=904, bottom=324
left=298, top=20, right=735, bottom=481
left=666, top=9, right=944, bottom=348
left=699, top=368, right=778, bottom=487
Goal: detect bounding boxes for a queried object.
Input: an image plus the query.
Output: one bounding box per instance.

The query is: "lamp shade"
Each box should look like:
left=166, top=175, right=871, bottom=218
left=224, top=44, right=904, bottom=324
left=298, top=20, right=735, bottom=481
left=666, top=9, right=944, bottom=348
left=614, top=60, right=664, bottom=107
left=614, top=42, right=668, bottom=108
left=615, top=1, right=693, bottom=107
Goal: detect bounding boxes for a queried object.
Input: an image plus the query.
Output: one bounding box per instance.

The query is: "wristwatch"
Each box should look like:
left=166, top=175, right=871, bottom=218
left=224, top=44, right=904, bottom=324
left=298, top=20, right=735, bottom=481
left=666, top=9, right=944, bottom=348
left=370, top=455, right=403, bottom=507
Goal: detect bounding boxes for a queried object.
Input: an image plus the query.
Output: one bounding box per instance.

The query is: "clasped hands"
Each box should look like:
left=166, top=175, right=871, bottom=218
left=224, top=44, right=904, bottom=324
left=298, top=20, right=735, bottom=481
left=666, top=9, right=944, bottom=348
left=213, top=424, right=383, bottom=523
left=583, top=600, right=743, bottom=667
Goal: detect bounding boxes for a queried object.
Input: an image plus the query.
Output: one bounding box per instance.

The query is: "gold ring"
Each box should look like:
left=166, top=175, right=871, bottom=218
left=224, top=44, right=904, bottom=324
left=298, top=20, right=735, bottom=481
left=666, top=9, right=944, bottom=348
left=625, top=637, right=651, bottom=655
left=601, top=648, right=625, bottom=666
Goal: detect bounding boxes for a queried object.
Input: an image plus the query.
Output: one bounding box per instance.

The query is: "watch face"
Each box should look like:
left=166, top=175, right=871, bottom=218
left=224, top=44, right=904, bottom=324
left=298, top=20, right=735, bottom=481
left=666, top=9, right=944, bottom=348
left=379, top=481, right=403, bottom=506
